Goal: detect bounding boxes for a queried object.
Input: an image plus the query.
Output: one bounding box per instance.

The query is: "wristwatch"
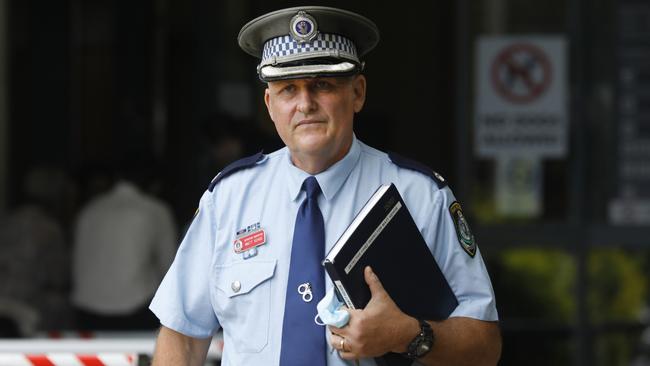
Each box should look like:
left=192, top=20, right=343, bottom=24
left=403, top=319, right=434, bottom=360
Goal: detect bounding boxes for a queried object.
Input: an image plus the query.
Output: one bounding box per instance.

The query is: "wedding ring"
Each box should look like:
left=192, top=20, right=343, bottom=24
left=340, top=338, right=346, bottom=352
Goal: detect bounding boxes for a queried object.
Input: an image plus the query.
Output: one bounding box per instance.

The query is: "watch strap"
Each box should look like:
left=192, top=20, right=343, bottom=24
left=403, top=319, right=434, bottom=360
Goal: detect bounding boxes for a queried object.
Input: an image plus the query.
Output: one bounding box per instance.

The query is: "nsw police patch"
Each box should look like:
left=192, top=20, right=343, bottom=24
left=449, top=201, right=476, bottom=257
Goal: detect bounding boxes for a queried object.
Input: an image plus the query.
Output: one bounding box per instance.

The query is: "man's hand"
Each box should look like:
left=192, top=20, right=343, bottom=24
left=328, top=266, right=419, bottom=359
left=327, top=266, right=502, bottom=366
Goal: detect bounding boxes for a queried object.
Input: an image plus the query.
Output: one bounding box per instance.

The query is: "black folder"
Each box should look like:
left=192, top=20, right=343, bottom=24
left=323, top=183, right=458, bottom=366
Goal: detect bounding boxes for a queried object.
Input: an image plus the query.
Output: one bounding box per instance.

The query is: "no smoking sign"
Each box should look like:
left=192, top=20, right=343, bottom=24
left=474, top=36, right=567, bottom=158
left=491, top=43, right=552, bottom=104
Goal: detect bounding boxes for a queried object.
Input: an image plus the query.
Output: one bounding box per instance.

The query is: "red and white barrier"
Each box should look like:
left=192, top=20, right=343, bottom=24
left=0, top=332, right=223, bottom=363
left=0, top=353, right=136, bottom=366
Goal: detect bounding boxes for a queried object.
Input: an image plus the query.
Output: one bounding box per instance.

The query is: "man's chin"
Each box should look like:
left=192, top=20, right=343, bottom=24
left=294, top=134, right=330, bottom=151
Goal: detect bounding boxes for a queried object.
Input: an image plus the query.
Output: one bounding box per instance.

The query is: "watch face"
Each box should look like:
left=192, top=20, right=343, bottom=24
left=416, top=338, right=432, bottom=356
left=405, top=320, right=434, bottom=359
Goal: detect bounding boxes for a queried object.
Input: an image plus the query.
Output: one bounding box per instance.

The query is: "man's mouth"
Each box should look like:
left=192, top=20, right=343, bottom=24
left=296, top=119, right=323, bottom=127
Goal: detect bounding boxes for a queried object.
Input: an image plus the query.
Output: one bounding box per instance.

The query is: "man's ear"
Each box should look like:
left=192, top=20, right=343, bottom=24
left=264, top=87, right=274, bottom=121
left=352, top=74, right=367, bottom=113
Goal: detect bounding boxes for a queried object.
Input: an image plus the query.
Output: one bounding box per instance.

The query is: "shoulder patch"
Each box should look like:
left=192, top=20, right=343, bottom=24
left=449, top=201, right=476, bottom=257
left=388, top=151, right=447, bottom=189
left=208, top=151, right=265, bottom=192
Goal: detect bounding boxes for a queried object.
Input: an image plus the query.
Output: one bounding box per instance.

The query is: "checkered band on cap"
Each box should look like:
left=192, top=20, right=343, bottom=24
left=261, top=33, right=358, bottom=66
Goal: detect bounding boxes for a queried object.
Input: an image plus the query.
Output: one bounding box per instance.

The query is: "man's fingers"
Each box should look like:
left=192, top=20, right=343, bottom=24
left=330, top=332, right=351, bottom=352
left=338, top=350, right=357, bottom=360
left=328, top=324, right=345, bottom=335
left=365, top=266, right=386, bottom=297
left=329, top=332, right=342, bottom=350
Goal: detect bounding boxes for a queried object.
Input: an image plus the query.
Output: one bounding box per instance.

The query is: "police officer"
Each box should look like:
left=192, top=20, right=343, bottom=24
left=150, top=6, right=501, bottom=366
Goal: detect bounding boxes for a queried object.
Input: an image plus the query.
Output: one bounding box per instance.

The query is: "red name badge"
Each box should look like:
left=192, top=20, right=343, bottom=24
left=234, top=229, right=266, bottom=253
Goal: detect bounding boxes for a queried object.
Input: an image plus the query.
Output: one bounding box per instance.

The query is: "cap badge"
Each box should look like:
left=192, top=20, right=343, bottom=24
left=289, top=11, right=318, bottom=43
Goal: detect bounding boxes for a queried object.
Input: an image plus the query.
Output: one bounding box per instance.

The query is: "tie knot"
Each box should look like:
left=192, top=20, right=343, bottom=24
left=303, top=176, right=321, bottom=199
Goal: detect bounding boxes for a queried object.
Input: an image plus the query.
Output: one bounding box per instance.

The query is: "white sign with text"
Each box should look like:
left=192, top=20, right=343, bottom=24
left=474, top=36, right=568, bottom=158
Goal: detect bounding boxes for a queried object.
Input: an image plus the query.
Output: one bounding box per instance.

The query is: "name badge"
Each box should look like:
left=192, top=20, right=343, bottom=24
left=233, top=222, right=267, bottom=256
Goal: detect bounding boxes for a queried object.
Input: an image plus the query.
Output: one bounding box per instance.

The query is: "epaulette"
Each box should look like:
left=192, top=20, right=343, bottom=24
left=388, top=151, right=447, bottom=189
left=208, top=151, right=265, bottom=192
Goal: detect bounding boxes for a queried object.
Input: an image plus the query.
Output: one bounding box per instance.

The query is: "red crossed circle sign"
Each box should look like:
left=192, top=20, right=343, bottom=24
left=490, top=43, right=552, bottom=104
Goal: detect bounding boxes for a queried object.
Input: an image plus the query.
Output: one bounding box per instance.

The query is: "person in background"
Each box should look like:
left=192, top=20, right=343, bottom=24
left=71, top=153, right=177, bottom=330
left=0, top=166, right=71, bottom=335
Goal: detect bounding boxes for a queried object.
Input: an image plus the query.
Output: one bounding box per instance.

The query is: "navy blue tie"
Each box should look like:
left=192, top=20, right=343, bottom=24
left=279, top=176, right=326, bottom=366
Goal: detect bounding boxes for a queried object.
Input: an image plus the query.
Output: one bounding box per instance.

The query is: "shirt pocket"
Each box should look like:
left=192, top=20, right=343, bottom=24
left=212, top=259, right=276, bottom=354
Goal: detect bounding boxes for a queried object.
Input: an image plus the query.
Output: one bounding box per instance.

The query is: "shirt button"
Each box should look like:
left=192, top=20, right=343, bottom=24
left=231, top=281, right=241, bottom=293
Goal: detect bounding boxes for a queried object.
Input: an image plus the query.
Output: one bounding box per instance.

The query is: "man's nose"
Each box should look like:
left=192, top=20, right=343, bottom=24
left=296, top=89, right=317, bottom=114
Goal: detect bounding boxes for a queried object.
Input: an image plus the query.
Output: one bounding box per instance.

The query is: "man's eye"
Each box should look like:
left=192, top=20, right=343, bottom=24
left=314, top=80, right=332, bottom=90
left=280, top=85, right=296, bottom=94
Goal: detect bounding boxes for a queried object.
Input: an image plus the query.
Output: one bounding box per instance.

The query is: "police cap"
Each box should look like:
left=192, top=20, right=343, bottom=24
left=238, top=6, right=380, bottom=82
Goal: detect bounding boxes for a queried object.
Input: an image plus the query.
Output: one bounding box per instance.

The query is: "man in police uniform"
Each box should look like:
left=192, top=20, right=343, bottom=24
left=150, top=6, right=501, bottom=366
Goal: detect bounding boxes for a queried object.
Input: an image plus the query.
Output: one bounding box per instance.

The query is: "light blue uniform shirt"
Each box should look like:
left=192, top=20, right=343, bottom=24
left=150, top=137, right=498, bottom=366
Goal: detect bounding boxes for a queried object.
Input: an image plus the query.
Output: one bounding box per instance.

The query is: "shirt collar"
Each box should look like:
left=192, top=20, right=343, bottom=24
left=286, top=135, right=361, bottom=202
